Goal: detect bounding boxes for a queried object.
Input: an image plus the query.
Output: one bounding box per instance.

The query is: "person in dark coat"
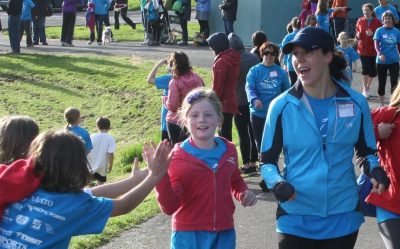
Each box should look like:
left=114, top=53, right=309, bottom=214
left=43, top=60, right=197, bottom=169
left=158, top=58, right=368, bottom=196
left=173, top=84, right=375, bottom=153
left=114, top=0, right=136, bottom=30
left=7, top=0, right=23, bottom=53
left=219, top=0, right=237, bottom=35
left=31, top=0, right=49, bottom=45
left=207, top=32, right=240, bottom=141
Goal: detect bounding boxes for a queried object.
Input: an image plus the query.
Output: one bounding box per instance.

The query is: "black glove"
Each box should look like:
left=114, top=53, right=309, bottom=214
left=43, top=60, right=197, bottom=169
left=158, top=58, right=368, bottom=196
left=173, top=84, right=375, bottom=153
left=370, top=167, right=390, bottom=190
left=272, top=182, right=295, bottom=202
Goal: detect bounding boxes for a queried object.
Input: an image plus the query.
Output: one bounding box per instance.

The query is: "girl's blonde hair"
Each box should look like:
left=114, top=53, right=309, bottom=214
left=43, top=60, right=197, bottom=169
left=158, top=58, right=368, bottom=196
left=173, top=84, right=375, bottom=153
left=178, top=87, right=222, bottom=127
left=389, top=83, right=400, bottom=107
left=337, top=31, right=349, bottom=43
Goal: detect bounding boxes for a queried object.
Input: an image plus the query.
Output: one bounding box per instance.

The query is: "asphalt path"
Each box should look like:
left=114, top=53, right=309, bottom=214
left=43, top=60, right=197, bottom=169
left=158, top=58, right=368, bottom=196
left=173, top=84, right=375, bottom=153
left=0, top=17, right=389, bottom=248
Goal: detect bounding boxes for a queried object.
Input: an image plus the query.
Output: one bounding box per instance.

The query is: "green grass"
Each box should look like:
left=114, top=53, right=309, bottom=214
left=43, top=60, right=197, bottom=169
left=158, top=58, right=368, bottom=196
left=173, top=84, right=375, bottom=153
left=0, top=53, right=213, bottom=248
left=45, top=22, right=200, bottom=42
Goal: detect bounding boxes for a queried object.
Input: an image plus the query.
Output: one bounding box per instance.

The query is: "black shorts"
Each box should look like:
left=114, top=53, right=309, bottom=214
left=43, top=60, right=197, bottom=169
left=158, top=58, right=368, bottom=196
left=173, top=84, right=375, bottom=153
left=93, top=173, right=107, bottom=183
left=360, top=55, right=377, bottom=77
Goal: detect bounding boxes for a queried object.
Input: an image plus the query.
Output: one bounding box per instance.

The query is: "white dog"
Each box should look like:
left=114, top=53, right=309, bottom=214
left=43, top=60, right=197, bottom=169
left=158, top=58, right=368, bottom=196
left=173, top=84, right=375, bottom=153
left=102, top=26, right=112, bottom=46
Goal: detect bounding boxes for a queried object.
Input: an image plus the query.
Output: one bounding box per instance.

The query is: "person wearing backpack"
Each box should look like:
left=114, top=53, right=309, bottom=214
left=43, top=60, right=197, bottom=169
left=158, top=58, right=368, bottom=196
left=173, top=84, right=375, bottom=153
left=146, top=0, right=160, bottom=46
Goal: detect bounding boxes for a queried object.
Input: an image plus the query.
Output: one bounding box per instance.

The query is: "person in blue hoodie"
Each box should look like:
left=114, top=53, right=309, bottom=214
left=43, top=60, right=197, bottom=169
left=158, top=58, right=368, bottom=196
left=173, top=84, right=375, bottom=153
left=92, top=0, right=110, bottom=45
left=19, top=0, right=35, bottom=47
left=260, top=26, right=390, bottom=249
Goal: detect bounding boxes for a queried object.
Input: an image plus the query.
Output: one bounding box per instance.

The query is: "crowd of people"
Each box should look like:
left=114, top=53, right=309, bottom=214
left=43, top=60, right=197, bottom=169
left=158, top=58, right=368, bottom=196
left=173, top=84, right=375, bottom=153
left=1, top=0, right=400, bottom=249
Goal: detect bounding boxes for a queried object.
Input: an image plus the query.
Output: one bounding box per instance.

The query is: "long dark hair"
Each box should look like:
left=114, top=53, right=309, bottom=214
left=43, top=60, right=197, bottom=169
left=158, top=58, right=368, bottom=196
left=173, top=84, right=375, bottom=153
left=168, top=51, right=192, bottom=78
left=324, top=48, right=348, bottom=82
left=0, top=115, right=39, bottom=164
left=30, top=130, right=91, bottom=192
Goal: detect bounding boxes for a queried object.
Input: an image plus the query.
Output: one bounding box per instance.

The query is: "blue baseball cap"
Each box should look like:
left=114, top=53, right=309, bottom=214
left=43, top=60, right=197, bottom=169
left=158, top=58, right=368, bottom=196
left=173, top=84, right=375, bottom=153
left=282, top=27, right=335, bottom=54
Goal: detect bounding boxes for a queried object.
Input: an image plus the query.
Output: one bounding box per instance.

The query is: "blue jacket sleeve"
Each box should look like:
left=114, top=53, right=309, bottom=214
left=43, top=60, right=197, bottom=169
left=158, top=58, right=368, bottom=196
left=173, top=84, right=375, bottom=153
left=245, top=66, right=259, bottom=105
left=259, top=99, right=285, bottom=189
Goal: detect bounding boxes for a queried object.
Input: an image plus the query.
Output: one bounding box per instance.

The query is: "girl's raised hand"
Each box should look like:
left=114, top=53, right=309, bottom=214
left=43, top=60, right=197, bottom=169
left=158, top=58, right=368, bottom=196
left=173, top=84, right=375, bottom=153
left=240, top=189, right=257, bottom=207
left=130, top=157, right=149, bottom=181
left=142, top=140, right=173, bottom=179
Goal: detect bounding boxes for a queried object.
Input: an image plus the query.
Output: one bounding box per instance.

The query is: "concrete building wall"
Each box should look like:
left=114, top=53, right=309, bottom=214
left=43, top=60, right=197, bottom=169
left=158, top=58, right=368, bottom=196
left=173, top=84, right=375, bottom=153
left=208, top=0, right=371, bottom=46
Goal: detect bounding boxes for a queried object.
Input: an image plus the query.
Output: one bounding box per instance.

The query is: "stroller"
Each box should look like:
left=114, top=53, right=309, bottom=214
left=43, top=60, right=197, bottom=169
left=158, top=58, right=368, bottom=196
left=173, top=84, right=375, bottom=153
left=145, top=0, right=175, bottom=45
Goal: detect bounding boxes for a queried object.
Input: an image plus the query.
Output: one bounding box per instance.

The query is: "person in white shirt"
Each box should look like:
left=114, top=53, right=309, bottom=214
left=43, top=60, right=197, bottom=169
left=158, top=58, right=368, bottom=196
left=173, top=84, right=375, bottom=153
left=88, top=116, right=116, bottom=184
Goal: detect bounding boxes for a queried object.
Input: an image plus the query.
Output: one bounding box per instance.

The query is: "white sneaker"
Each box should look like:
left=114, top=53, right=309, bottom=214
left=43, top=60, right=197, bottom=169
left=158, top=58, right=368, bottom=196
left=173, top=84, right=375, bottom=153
left=362, top=91, right=368, bottom=98
left=87, top=40, right=93, bottom=45
left=141, top=39, right=149, bottom=45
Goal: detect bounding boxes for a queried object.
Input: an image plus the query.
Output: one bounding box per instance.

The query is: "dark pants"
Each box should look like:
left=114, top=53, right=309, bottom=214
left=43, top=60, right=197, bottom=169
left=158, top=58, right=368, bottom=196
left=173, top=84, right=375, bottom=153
left=149, top=20, right=160, bottom=42
left=377, top=62, right=399, bottom=96
left=8, top=15, right=21, bottom=53
left=161, top=130, right=169, bottom=142
left=333, top=17, right=346, bottom=38
left=250, top=115, right=266, bottom=152
left=219, top=112, right=233, bottom=141
left=378, top=218, right=400, bottom=249
left=223, top=19, right=234, bottom=35
left=179, top=17, right=188, bottom=42
left=20, top=19, right=33, bottom=46
left=61, top=11, right=76, bottom=44
left=95, top=14, right=106, bottom=43
left=167, top=122, right=187, bottom=145
left=234, top=105, right=258, bottom=164
left=114, top=7, right=136, bottom=29
left=278, top=231, right=358, bottom=249
left=32, top=16, right=47, bottom=44
left=198, top=19, right=209, bottom=38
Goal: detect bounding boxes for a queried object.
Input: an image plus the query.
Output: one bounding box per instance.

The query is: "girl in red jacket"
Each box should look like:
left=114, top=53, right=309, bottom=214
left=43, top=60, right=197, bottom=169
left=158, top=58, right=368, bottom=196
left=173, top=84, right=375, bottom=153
left=0, top=116, right=42, bottom=218
left=156, top=87, right=257, bottom=248
left=369, top=83, right=400, bottom=249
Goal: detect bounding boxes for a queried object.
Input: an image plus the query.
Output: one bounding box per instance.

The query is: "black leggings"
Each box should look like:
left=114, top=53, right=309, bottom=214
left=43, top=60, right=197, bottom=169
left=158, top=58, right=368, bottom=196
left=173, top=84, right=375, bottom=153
left=198, top=19, right=209, bottom=38
left=377, top=63, right=399, bottom=96
left=219, top=112, right=233, bottom=141
left=234, top=105, right=258, bottom=165
left=378, top=218, right=400, bottom=249
left=278, top=231, right=358, bottom=249
left=167, top=122, right=187, bottom=145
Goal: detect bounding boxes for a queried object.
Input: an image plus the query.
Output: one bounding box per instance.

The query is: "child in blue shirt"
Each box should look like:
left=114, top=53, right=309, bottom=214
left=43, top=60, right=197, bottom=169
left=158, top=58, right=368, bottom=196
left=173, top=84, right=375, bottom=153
left=64, top=107, right=93, bottom=154
left=20, top=0, right=35, bottom=47
left=147, top=58, right=172, bottom=141
left=0, top=130, right=172, bottom=249
left=336, top=31, right=359, bottom=86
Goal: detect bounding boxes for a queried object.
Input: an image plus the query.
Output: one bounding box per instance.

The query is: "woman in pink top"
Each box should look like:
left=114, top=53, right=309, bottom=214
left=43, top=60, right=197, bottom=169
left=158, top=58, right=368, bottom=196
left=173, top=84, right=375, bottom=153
left=165, top=51, right=205, bottom=145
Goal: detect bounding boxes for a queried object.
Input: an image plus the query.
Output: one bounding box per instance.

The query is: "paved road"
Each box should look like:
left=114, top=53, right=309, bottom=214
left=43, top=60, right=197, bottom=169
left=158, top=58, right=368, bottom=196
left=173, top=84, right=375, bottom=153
left=0, top=30, right=389, bottom=248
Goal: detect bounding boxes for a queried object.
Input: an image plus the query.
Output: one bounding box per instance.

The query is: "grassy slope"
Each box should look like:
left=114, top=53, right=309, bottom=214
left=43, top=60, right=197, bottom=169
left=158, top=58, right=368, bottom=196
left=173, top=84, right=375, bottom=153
left=0, top=53, right=212, bottom=248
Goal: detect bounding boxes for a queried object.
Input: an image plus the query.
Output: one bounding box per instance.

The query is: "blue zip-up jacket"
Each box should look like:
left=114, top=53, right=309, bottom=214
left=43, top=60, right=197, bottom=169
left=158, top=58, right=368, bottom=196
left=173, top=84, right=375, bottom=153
left=260, top=80, right=380, bottom=217
left=245, top=63, right=290, bottom=118
left=93, top=0, right=110, bottom=15
left=195, top=0, right=210, bottom=13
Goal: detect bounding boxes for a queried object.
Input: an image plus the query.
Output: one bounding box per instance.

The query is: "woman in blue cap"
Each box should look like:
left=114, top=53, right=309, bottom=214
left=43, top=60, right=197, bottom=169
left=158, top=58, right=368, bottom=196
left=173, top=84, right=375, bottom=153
left=259, top=27, right=390, bottom=249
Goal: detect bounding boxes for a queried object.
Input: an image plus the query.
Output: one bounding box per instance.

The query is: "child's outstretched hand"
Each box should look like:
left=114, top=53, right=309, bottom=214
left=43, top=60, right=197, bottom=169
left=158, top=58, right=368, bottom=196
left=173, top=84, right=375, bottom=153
left=130, top=157, right=149, bottom=182
left=142, top=140, right=173, bottom=179
left=240, top=190, right=257, bottom=207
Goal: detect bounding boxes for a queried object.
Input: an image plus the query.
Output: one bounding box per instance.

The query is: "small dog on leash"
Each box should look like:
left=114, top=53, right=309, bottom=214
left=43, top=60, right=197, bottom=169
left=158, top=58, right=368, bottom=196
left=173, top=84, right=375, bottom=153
left=102, top=26, right=112, bottom=46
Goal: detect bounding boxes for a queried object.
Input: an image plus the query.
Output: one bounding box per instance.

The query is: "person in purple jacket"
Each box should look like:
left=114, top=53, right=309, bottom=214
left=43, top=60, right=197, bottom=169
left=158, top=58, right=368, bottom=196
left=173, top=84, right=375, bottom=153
left=60, top=0, right=80, bottom=46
